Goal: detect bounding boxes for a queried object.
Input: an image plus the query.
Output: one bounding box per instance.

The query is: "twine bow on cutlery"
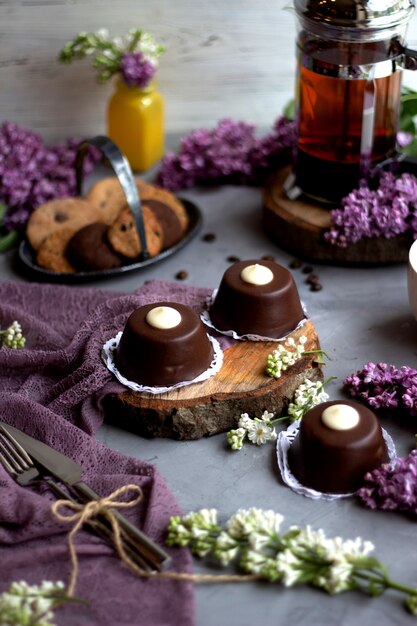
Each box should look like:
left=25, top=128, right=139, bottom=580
left=51, top=483, right=261, bottom=596
left=51, top=483, right=147, bottom=596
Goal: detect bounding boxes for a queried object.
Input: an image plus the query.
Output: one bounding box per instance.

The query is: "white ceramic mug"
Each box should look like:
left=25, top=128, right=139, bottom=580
left=408, top=240, right=417, bottom=321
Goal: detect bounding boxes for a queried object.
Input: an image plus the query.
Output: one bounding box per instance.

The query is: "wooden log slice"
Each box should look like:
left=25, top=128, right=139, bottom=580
left=262, top=167, right=413, bottom=266
left=103, top=319, right=322, bottom=440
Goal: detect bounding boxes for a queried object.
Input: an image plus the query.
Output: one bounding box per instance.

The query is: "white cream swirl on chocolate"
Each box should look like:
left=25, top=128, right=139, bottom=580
left=321, top=404, right=360, bottom=431
left=240, top=263, right=273, bottom=285
left=146, top=306, right=182, bottom=329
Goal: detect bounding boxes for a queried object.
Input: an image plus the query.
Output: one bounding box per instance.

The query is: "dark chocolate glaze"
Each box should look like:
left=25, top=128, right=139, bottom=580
left=288, top=400, right=389, bottom=494
left=67, top=222, right=124, bottom=271
left=209, top=259, right=305, bottom=338
left=144, top=199, right=182, bottom=249
left=115, top=301, right=214, bottom=387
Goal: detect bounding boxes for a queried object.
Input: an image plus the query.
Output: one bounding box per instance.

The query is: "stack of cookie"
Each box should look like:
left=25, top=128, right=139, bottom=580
left=26, top=177, right=189, bottom=273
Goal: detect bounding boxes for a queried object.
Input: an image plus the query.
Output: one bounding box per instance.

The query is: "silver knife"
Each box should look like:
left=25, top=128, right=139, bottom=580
left=0, top=421, right=171, bottom=571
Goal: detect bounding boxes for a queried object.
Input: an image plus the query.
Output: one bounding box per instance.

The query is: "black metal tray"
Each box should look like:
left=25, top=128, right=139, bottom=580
left=18, top=198, right=202, bottom=283
left=17, top=135, right=202, bottom=282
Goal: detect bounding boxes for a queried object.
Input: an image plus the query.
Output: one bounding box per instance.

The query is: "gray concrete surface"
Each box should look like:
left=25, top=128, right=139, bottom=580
left=1, top=178, right=417, bottom=625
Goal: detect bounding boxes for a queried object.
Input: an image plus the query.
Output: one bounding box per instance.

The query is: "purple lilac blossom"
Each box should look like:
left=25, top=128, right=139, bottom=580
left=397, top=131, right=414, bottom=148
left=120, top=52, right=156, bottom=88
left=325, top=171, right=417, bottom=247
left=0, top=122, right=100, bottom=231
left=156, top=116, right=417, bottom=245
left=156, top=117, right=295, bottom=191
left=357, top=450, right=417, bottom=514
left=344, top=361, right=417, bottom=416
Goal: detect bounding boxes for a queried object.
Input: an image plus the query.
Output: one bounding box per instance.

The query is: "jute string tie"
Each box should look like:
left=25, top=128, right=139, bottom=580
left=51, top=484, right=261, bottom=597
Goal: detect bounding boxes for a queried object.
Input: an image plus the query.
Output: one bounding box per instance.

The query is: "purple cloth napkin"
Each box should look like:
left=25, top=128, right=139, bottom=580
left=0, top=278, right=219, bottom=626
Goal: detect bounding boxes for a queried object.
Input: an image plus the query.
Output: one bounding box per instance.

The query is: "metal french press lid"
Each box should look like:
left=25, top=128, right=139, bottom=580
left=294, top=0, right=415, bottom=30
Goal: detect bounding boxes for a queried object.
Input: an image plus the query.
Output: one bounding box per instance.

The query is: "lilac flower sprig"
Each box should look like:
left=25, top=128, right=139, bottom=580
left=324, top=86, right=417, bottom=246
left=266, top=336, right=308, bottom=378
left=0, top=580, right=76, bottom=626
left=324, top=171, right=417, bottom=247
left=167, top=507, right=417, bottom=616
left=156, top=117, right=295, bottom=191
left=59, top=28, right=165, bottom=88
left=155, top=89, right=417, bottom=236
left=266, top=335, right=328, bottom=379
left=227, top=377, right=333, bottom=450
left=120, top=52, right=156, bottom=88
left=344, top=362, right=417, bottom=417
left=357, top=449, right=417, bottom=516
left=0, top=121, right=100, bottom=250
left=0, top=320, right=25, bottom=349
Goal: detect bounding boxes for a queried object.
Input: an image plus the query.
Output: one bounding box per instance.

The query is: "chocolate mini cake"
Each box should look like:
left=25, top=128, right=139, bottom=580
left=115, top=302, right=214, bottom=387
left=288, top=400, right=389, bottom=494
left=209, top=259, right=305, bottom=338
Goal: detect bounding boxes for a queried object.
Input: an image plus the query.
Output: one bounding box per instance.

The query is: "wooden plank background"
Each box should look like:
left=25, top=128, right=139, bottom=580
left=0, top=0, right=416, bottom=143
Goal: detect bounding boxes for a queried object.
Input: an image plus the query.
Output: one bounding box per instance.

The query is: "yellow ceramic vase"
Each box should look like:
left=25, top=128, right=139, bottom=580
left=106, top=79, right=164, bottom=172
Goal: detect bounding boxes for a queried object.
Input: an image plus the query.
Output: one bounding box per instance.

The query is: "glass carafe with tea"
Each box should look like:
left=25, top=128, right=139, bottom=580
left=291, top=0, right=417, bottom=204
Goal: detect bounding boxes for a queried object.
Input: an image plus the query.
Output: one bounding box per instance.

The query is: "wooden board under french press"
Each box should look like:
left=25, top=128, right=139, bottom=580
left=104, top=319, right=322, bottom=440
left=262, top=166, right=413, bottom=266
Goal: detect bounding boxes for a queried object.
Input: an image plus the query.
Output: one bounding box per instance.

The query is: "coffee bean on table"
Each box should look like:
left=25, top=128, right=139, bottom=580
left=306, top=274, right=320, bottom=285
left=302, top=265, right=314, bottom=274
left=289, top=259, right=302, bottom=269
left=227, top=255, right=240, bottom=263
left=261, top=255, right=275, bottom=262
left=310, top=282, right=323, bottom=292
left=202, top=233, right=216, bottom=242
left=175, top=270, right=188, bottom=280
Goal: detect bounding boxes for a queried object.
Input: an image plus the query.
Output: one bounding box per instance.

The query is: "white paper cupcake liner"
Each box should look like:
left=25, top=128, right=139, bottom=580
left=102, top=331, right=224, bottom=395
left=276, top=419, right=397, bottom=501
left=201, top=289, right=308, bottom=342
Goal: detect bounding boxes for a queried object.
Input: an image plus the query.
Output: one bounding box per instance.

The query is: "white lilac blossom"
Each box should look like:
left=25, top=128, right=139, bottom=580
left=0, top=122, right=100, bottom=236
left=226, top=411, right=276, bottom=450
left=266, top=335, right=328, bottom=379
left=266, top=336, right=308, bottom=378
left=226, top=378, right=331, bottom=450
left=167, top=508, right=220, bottom=557
left=344, top=361, right=417, bottom=417
left=287, top=379, right=329, bottom=423
left=247, top=421, right=276, bottom=446
left=0, top=321, right=26, bottom=349
left=156, top=117, right=295, bottom=191
left=166, top=507, right=417, bottom=616
left=59, top=28, right=165, bottom=87
left=0, top=580, right=70, bottom=626
left=226, top=427, right=246, bottom=451
left=227, top=508, right=284, bottom=541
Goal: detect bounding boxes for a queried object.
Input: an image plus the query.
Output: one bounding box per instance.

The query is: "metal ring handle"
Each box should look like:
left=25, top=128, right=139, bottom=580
left=403, top=47, right=417, bottom=71
left=75, top=136, right=149, bottom=259
left=372, top=152, right=417, bottom=177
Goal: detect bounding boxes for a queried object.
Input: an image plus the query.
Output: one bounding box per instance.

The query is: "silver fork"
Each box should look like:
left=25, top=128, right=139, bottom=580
left=0, top=428, right=40, bottom=484
left=0, top=426, right=155, bottom=573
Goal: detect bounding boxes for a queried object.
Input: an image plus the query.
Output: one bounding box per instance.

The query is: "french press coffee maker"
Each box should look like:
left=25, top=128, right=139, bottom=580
left=290, top=0, right=417, bottom=204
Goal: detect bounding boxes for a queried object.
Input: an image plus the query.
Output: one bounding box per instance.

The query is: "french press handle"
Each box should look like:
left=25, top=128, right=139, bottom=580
left=403, top=47, right=417, bottom=70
